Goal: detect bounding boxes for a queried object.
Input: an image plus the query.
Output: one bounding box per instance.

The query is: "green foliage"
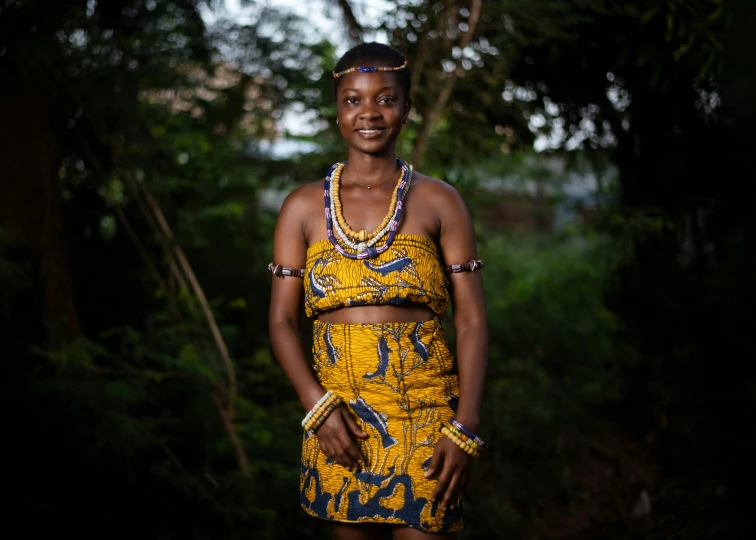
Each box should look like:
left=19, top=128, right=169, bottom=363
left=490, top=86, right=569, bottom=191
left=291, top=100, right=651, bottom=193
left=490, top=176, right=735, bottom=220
left=458, top=231, right=635, bottom=536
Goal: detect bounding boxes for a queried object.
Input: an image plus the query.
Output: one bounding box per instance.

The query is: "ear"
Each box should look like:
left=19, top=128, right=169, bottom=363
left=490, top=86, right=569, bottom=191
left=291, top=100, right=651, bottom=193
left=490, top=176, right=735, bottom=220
left=403, top=98, right=412, bottom=123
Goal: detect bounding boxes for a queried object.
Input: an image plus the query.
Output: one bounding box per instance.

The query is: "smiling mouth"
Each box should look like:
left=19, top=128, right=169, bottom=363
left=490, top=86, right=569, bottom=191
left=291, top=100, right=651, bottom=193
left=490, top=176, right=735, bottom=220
left=356, top=128, right=385, bottom=138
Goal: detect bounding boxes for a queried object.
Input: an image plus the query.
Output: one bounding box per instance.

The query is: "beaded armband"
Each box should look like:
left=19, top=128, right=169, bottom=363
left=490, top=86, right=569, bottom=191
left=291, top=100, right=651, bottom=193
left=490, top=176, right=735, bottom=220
left=445, top=259, right=485, bottom=274
left=268, top=262, right=305, bottom=278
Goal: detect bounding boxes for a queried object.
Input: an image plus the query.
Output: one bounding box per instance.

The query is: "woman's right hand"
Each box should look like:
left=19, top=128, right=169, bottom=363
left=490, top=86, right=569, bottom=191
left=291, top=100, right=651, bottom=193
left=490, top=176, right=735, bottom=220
left=314, top=405, right=368, bottom=472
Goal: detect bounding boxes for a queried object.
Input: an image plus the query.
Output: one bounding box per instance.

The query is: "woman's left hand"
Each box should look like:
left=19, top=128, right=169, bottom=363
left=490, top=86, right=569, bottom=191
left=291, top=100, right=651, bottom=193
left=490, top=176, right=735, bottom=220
left=424, top=435, right=473, bottom=510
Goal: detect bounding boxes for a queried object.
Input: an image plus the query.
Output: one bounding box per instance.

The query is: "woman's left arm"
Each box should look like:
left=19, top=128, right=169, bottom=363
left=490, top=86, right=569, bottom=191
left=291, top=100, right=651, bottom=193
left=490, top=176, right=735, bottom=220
left=425, top=182, right=488, bottom=509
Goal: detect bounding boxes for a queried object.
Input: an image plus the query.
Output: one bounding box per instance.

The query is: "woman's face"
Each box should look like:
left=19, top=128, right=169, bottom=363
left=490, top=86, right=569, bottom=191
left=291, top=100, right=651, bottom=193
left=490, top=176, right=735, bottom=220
left=335, top=70, right=410, bottom=156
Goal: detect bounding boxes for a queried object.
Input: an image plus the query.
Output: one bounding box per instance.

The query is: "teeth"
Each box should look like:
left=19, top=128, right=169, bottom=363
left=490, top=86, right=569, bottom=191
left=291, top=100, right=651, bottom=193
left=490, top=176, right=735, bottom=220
left=359, top=129, right=380, bottom=133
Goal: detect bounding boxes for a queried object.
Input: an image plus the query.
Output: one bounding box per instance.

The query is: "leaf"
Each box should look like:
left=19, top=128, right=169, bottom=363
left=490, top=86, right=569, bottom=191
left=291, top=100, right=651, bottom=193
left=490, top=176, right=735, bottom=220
left=641, top=6, right=661, bottom=24
left=197, top=202, right=247, bottom=220
left=178, top=343, right=200, bottom=365
left=177, top=343, right=214, bottom=380
left=229, top=297, right=247, bottom=310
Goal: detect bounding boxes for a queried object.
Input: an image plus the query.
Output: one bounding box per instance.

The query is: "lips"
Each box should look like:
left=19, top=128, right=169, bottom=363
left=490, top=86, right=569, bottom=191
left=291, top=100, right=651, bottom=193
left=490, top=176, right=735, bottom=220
left=356, top=127, right=386, bottom=139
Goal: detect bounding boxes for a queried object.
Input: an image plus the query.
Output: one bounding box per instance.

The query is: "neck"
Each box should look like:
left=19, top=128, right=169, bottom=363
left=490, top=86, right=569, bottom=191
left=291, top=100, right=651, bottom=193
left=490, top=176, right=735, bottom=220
left=343, top=150, right=400, bottom=185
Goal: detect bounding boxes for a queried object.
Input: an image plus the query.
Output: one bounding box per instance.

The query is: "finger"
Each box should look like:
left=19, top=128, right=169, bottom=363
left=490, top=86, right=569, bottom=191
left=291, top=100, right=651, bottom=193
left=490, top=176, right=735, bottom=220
left=452, top=471, right=470, bottom=509
left=425, top=446, right=443, bottom=478
left=316, top=427, right=343, bottom=464
left=442, top=471, right=461, bottom=510
left=459, top=469, right=471, bottom=492
left=333, top=439, right=360, bottom=471
left=320, top=416, right=358, bottom=470
left=431, top=460, right=452, bottom=504
left=317, top=438, right=334, bottom=462
left=338, top=431, right=364, bottom=468
left=452, top=466, right=472, bottom=509
left=330, top=414, right=361, bottom=469
left=341, top=408, right=368, bottom=438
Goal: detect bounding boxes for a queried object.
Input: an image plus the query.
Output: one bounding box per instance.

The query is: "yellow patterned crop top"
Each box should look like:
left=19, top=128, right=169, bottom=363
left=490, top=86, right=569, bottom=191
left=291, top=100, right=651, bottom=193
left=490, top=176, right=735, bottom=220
left=303, top=234, right=449, bottom=319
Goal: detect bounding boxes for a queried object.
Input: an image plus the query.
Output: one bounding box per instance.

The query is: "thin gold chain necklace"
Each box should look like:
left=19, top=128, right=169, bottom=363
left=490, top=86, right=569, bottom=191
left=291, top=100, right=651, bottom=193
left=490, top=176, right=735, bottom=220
left=343, top=167, right=399, bottom=189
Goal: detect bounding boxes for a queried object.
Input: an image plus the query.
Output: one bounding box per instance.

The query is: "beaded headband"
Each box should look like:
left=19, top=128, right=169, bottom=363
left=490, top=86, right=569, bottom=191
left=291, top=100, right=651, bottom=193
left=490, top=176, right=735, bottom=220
left=333, top=59, right=408, bottom=79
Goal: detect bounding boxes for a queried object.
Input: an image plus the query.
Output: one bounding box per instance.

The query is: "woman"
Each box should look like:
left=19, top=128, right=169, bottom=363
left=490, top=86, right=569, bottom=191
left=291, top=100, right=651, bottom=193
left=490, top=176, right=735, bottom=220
left=268, top=42, right=488, bottom=539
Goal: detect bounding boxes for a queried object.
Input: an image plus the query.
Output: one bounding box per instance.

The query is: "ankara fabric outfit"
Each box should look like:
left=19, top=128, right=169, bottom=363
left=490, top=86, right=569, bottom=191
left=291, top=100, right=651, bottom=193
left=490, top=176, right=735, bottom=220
left=301, top=234, right=463, bottom=532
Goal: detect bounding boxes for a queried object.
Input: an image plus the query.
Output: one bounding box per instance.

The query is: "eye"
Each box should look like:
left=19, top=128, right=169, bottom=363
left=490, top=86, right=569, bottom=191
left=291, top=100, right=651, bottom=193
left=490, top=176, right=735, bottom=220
left=380, top=96, right=395, bottom=105
left=344, top=97, right=358, bottom=105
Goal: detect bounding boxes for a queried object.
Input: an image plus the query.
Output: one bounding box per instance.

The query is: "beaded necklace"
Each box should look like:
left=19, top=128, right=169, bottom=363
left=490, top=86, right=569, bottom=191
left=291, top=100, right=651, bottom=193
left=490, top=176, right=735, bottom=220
left=329, top=162, right=411, bottom=255
left=323, top=159, right=412, bottom=260
left=332, top=165, right=402, bottom=241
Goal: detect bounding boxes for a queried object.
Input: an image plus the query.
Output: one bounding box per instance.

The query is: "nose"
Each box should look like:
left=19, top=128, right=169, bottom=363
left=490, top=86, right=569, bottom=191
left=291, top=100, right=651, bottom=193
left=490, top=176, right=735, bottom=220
left=358, top=103, right=382, bottom=120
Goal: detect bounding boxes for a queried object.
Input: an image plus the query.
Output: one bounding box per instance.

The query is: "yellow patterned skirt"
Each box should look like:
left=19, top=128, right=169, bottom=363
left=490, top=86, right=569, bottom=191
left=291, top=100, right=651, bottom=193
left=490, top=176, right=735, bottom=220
left=300, top=318, right=463, bottom=533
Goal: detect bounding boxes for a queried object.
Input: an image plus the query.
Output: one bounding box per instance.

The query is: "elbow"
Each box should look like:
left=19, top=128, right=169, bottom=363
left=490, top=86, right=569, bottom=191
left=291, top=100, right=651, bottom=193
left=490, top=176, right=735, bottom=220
left=453, top=312, right=488, bottom=335
left=269, top=313, right=300, bottom=337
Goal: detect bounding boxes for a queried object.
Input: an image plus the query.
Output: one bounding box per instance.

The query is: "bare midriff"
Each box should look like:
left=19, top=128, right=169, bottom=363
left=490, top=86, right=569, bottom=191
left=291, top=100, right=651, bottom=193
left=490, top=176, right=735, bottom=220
left=316, top=303, right=436, bottom=324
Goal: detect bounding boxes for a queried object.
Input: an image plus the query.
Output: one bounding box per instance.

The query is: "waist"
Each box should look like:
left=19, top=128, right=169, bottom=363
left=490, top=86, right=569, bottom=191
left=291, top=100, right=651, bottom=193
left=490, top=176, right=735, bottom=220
left=316, top=303, right=436, bottom=324
left=311, top=315, right=457, bottom=400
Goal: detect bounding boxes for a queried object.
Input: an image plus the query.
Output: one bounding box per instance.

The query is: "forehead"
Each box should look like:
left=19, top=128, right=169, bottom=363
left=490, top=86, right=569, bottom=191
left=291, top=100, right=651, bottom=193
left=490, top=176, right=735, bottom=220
left=337, top=70, right=404, bottom=94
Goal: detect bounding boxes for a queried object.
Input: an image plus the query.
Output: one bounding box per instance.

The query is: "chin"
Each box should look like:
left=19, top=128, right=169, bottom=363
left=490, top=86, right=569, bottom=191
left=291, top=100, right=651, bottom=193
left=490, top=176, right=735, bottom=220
left=355, top=146, right=395, bottom=157
left=351, top=138, right=399, bottom=155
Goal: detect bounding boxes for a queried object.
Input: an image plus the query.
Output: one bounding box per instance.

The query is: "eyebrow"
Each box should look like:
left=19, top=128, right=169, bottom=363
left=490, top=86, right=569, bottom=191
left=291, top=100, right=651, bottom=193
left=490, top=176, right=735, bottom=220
left=340, top=85, right=396, bottom=94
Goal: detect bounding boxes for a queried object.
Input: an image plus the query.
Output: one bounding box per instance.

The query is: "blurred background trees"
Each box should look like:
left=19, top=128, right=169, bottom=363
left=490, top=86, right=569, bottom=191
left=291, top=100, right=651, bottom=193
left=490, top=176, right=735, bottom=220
left=1, top=0, right=754, bottom=537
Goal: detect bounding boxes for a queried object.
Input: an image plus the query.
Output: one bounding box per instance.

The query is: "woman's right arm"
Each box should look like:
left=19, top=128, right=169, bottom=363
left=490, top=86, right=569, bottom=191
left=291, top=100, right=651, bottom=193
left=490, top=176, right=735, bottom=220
left=269, top=187, right=324, bottom=410
left=268, top=186, right=366, bottom=471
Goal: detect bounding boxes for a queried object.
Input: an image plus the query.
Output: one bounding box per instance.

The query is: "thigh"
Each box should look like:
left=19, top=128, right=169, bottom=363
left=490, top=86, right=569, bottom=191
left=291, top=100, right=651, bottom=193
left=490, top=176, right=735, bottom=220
left=332, top=522, right=389, bottom=540
left=392, top=526, right=457, bottom=540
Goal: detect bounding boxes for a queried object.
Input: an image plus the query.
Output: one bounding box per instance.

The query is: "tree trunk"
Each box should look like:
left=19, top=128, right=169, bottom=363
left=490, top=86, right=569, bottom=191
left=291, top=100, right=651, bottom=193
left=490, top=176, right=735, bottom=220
left=411, top=0, right=482, bottom=168
left=0, top=88, right=81, bottom=345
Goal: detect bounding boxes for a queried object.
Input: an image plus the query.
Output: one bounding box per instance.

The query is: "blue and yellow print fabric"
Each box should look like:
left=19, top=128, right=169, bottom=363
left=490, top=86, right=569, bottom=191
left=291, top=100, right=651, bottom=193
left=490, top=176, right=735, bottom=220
left=301, top=318, right=462, bottom=532
left=304, top=234, right=450, bottom=319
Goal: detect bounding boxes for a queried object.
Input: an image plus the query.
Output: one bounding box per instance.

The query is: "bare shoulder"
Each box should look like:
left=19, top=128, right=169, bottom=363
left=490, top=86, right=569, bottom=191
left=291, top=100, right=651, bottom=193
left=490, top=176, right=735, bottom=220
left=275, top=178, right=326, bottom=247
left=408, top=172, right=477, bottom=265
left=280, top=179, right=323, bottom=212
left=410, top=171, right=468, bottom=214
left=277, top=179, right=322, bottom=223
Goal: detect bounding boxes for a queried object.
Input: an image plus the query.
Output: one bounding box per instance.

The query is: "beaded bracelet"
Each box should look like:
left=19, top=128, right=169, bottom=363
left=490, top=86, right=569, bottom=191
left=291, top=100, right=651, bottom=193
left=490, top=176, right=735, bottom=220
left=444, top=424, right=482, bottom=451
left=448, top=419, right=488, bottom=449
left=304, top=393, right=340, bottom=430
left=305, top=397, right=342, bottom=433
left=441, top=426, right=480, bottom=457
left=305, top=401, right=338, bottom=432
left=302, top=391, right=335, bottom=427
left=303, top=392, right=342, bottom=432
